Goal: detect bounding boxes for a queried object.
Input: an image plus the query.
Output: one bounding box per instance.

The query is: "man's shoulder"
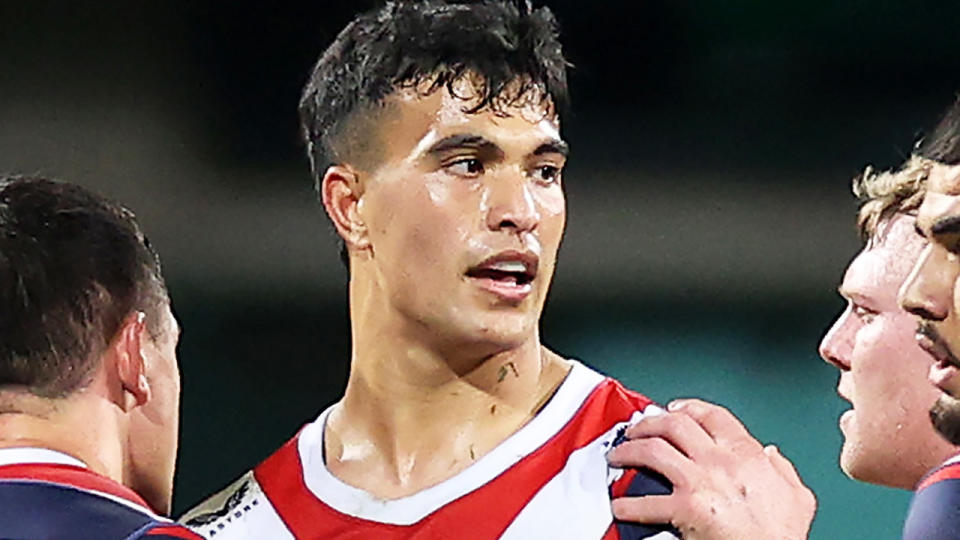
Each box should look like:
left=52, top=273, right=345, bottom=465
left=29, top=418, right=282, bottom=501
left=180, top=470, right=293, bottom=540
left=916, top=456, right=960, bottom=492
left=0, top=479, right=195, bottom=540
left=593, top=375, right=659, bottom=410
left=571, top=362, right=663, bottom=422
left=903, top=457, right=960, bottom=540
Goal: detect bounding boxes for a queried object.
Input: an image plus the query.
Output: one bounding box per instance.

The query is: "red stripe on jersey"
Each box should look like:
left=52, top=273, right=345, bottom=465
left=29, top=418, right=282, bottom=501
left=0, top=463, right=152, bottom=509
left=917, top=462, right=960, bottom=492
left=146, top=525, right=205, bottom=539
left=602, top=523, right=621, bottom=540
left=610, top=468, right=639, bottom=498
left=255, top=378, right=653, bottom=539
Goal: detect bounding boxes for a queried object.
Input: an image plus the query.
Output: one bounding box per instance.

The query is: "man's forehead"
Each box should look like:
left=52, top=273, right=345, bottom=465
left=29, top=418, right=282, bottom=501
left=389, top=82, right=559, bottom=133
left=928, top=163, right=960, bottom=196
left=843, top=245, right=906, bottom=299
left=916, top=165, right=960, bottom=233
left=384, top=87, right=564, bottom=163
left=842, top=216, right=922, bottom=299
left=917, top=191, right=960, bottom=235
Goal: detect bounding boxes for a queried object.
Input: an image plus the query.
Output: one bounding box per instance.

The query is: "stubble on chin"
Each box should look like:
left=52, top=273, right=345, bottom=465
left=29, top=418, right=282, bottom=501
left=930, top=394, right=960, bottom=445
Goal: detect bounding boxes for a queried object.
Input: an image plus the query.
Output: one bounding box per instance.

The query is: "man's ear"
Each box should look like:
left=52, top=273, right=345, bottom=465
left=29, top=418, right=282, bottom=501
left=113, top=311, right=150, bottom=408
left=321, top=165, right=371, bottom=253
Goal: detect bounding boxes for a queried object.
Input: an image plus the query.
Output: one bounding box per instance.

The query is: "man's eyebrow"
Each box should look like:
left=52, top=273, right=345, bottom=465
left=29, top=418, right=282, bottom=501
left=837, top=285, right=872, bottom=306
left=425, top=134, right=500, bottom=156
left=837, top=285, right=854, bottom=301
left=532, top=139, right=570, bottom=158
left=931, top=215, right=960, bottom=236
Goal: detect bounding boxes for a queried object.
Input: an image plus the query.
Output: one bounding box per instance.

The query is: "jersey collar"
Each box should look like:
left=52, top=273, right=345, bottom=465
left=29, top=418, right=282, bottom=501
left=0, top=446, right=155, bottom=512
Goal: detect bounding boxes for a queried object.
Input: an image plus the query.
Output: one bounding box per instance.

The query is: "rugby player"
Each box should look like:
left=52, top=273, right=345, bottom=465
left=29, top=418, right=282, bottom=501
left=182, top=1, right=684, bottom=538
left=822, top=156, right=956, bottom=489
left=0, top=177, right=199, bottom=539
left=606, top=100, right=960, bottom=538
left=608, top=155, right=957, bottom=538
left=897, top=97, right=960, bottom=539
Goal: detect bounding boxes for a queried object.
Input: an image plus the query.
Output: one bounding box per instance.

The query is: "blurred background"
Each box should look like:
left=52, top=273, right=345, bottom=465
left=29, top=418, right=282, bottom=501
left=3, top=1, right=960, bottom=537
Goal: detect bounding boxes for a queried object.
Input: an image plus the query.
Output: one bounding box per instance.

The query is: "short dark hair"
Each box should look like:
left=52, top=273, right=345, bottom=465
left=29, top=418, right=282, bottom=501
left=0, top=177, right=168, bottom=398
left=919, top=95, right=960, bottom=166
left=299, top=0, right=570, bottom=184
left=299, top=0, right=569, bottom=267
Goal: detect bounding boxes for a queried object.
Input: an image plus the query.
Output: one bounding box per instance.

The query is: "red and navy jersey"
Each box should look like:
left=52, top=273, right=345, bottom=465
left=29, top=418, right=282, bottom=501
left=903, top=454, right=960, bottom=540
left=182, top=361, right=680, bottom=539
left=0, top=447, right=203, bottom=540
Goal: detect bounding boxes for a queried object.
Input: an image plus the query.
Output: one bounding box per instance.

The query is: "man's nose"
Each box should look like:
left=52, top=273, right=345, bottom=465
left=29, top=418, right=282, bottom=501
left=485, top=173, right=540, bottom=233
left=899, top=244, right=955, bottom=321
left=819, top=310, right=853, bottom=370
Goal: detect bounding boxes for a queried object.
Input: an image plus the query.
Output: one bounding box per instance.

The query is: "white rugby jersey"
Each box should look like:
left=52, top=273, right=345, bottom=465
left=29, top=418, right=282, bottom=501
left=182, top=361, right=679, bottom=539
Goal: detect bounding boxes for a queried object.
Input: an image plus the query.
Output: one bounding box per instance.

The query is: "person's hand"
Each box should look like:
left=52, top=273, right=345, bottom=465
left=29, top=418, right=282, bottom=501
left=607, top=399, right=816, bottom=540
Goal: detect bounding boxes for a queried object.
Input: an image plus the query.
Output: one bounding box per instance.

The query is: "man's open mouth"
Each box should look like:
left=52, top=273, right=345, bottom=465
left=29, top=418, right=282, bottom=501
left=466, top=251, right=538, bottom=286
left=465, top=251, right=539, bottom=302
left=466, top=261, right=535, bottom=285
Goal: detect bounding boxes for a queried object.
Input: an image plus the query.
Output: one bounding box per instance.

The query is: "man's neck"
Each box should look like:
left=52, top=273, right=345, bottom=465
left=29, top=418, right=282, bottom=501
left=325, top=331, right=571, bottom=499
left=0, top=392, right=124, bottom=485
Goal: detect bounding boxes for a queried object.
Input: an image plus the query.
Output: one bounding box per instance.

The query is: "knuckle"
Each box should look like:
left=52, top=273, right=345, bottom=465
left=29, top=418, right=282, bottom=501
left=685, top=491, right=716, bottom=520
left=660, top=413, right=687, bottom=438
left=700, top=405, right=727, bottom=425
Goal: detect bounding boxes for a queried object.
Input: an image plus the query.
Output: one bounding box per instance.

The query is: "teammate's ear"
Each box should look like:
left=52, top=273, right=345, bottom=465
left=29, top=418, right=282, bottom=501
left=321, top=165, right=370, bottom=252
left=114, top=311, right=151, bottom=408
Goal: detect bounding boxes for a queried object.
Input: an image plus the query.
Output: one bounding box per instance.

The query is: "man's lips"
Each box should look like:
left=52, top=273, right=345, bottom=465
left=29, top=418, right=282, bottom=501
left=465, top=250, right=539, bottom=302
left=916, top=322, right=960, bottom=394
left=916, top=322, right=960, bottom=369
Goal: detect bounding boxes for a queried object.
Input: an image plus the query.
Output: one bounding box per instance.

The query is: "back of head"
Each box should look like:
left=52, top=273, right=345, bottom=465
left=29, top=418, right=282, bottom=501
left=299, top=0, right=569, bottom=186
left=919, top=95, right=960, bottom=166
left=0, top=177, right=168, bottom=399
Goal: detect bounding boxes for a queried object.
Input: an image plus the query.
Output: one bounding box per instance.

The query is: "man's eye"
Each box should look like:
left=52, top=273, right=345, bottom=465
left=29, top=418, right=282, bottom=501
left=853, top=305, right=877, bottom=322
left=532, top=165, right=562, bottom=185
left=446, top=158, right=484, bottom=177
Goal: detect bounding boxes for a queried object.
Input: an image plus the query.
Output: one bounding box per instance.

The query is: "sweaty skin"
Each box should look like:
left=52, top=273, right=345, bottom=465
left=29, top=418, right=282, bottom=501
left=820, top=215, right=955, bottom=488
left=320, top=81, right=573, bottom=499
left=901, top=163, right=960, bottom=444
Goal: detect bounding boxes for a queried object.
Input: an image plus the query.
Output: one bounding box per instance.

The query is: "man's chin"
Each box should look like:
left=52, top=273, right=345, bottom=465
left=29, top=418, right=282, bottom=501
left=840, top=444, right=919, bottom=490
left=930, top=394, right=960, bottom=446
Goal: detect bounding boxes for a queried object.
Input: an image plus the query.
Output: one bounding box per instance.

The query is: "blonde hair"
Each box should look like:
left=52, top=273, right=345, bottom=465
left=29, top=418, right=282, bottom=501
left=853, top=154, right=934, bottom=241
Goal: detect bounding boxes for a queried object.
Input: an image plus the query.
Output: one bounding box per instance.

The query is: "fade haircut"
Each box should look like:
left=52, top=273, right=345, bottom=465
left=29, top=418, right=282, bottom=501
left=0, top=177, right=169, bottom=398
left=852, top=155, right=932, bottom=242
left=919, top=95, right=960, bottom=166
left=298, top=0, right=570, bottom=186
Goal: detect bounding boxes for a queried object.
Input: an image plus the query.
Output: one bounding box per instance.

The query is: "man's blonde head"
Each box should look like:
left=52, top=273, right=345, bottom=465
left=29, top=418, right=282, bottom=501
left=854, top=154, right=934, bottom=243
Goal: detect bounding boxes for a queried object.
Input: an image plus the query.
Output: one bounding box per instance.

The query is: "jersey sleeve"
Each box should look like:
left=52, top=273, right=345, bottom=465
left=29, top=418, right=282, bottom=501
left=902, top=462, right=960, bottom=540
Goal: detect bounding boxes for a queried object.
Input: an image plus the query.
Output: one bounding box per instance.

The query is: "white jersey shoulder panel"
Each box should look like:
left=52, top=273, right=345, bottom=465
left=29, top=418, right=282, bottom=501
left=180, top=471, right=293, bottom=539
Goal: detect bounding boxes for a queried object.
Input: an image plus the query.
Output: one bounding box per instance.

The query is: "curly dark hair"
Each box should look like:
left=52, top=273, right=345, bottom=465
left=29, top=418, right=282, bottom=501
left=0, top=177, right=168, bottom=398
left=298, top=0, right=570, bottom=185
